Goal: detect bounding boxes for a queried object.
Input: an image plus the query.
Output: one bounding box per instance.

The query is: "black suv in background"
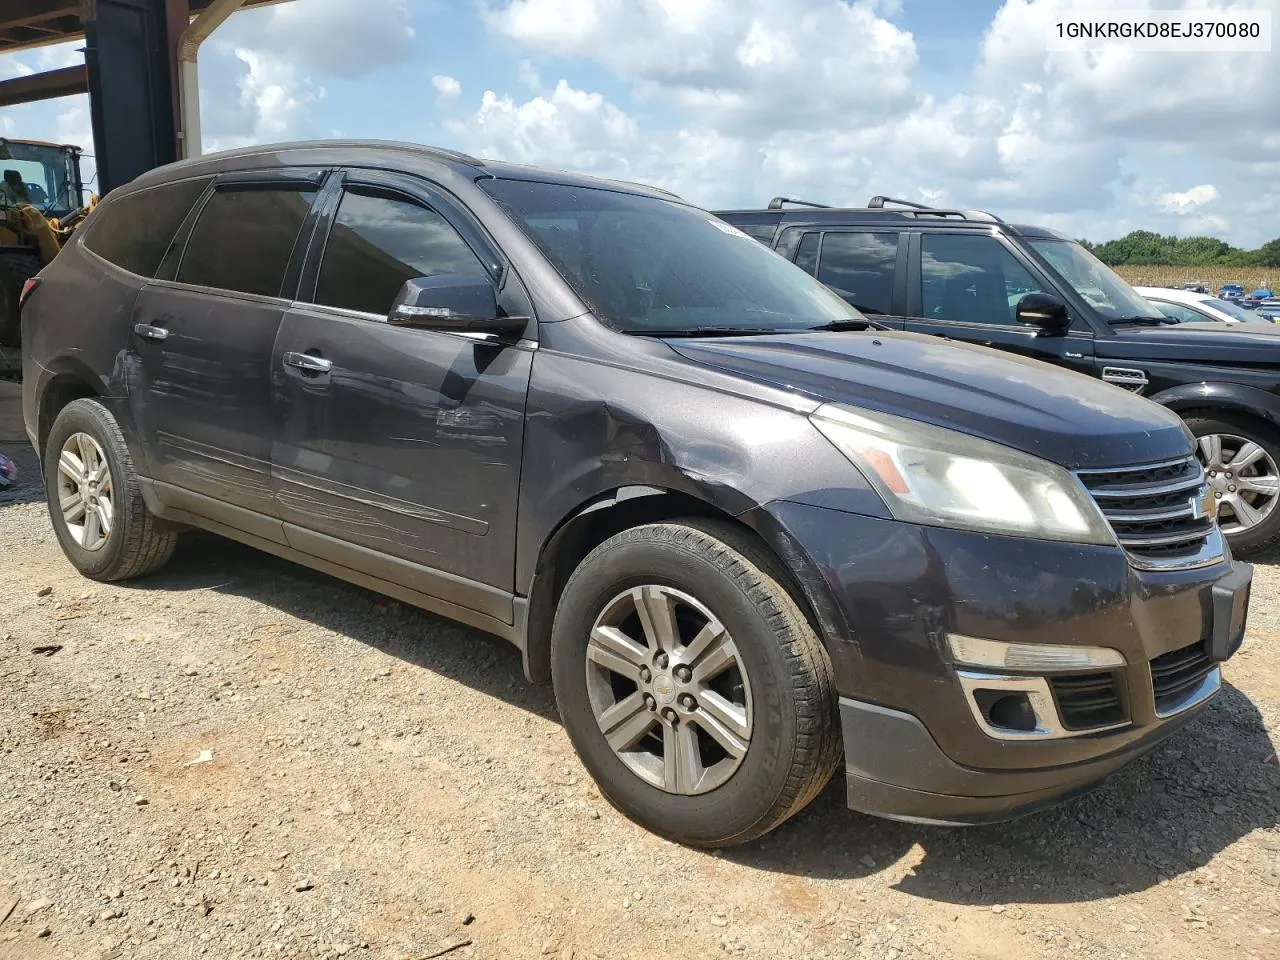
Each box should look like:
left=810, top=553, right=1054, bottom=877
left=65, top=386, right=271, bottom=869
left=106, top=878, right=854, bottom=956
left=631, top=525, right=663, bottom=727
left=22, top=144, right=1251, bottom=844
left=717, top=197, right=1280, bottom=554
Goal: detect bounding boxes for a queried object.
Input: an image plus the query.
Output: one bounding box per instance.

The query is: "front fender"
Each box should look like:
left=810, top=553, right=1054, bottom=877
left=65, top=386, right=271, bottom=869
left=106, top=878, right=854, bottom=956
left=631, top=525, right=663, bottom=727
left=1148, top=381, right=1280, bottom=426
left=513, top=359, right=888, bottom=594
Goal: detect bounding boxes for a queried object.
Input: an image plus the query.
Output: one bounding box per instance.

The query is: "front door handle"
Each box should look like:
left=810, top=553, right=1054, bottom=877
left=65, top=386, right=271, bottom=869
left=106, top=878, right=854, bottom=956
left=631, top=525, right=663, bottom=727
left=282, top=351, right=332, bottom=374
left=133, top=323, right=169, bottom=342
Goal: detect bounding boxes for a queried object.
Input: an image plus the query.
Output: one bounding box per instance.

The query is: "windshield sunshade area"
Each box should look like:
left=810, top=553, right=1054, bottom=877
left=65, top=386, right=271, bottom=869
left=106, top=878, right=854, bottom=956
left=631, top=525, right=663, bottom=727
left=478, top=178, right=867, bottom=335
left=1027, top=239, right=1160, bottom=322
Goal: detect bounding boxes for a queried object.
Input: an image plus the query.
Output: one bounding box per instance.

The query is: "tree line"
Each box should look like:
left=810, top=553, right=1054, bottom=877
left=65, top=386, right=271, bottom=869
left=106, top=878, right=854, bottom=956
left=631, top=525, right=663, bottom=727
left=1080, top=231, right=1280, bottom=268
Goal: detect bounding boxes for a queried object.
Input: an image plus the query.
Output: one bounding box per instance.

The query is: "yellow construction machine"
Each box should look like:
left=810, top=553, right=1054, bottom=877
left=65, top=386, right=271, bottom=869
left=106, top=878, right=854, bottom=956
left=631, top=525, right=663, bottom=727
left=0, top=137, right=96, bottom=356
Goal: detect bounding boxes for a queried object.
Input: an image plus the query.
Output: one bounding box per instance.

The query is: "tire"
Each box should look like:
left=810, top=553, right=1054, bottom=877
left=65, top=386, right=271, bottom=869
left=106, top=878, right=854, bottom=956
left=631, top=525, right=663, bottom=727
left=1184, top=409, right=1280, bottom=555
left=43, top=398, right=179, bottom=581
left=551, top=519, right=841, bottom=847
left=0, top=250, right=43, bottom=348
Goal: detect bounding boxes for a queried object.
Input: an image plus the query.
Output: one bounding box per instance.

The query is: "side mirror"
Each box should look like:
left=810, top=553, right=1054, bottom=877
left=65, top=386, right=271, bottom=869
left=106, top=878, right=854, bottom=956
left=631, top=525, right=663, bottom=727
left=388, top=274, right=528, bottom=337
left=1015, top=292, right=1070, bottom=333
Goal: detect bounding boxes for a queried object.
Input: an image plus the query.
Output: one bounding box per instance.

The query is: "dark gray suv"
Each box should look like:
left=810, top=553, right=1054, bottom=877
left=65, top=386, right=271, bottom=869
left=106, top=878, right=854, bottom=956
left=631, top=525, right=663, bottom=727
left=20, top=141, right=1252, bottom=846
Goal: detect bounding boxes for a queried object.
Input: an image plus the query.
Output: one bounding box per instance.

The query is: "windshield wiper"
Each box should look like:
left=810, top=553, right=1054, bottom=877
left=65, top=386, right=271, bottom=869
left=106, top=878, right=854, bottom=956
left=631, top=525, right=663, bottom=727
left=619, top=326, right=788, bottom=338
left=1107, top=315, right=1178, bottom=326
left=808, top=318, right=891, bottom=332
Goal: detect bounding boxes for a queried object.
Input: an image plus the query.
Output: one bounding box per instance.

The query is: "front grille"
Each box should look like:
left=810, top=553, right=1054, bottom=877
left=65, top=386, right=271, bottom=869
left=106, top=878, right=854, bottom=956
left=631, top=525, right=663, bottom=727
left=1150, top=642, right=1216, bottom=714
left=1077, top=456, right=1214, bottom=563
left=1049, top=671, right=1126, bottom=730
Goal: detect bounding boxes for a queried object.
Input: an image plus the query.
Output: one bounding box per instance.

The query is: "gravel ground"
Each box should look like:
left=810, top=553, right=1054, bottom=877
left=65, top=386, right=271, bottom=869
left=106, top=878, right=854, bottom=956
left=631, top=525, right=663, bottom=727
left=0, top=382, right=1277, bottom=960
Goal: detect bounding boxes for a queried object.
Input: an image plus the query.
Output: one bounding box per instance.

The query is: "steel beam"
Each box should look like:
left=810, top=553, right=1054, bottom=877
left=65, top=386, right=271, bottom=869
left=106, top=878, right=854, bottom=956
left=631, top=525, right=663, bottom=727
left=84, top=0, right=180, bottom=192
left=0, top=65, right=88, bottom=108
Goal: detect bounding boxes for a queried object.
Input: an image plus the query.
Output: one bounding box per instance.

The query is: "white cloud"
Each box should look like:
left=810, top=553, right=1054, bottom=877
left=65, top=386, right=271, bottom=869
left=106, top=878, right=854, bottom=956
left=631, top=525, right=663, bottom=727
left=201, top=48, right=321, bottom=152
left=517, top=59, right=542, bottom=91
left=484, top=0, right=917, bottom=134
left=470, top=0, right=1280, bottom=244
left=453, top=80, right=638, bottom=175
left=432, top=75, right=462, bottom=99
left=240, top=0, right=415, bottom=80
left=196, top=0, right=415, bottom=150
left=1157, top=184, right=1220, bottom=215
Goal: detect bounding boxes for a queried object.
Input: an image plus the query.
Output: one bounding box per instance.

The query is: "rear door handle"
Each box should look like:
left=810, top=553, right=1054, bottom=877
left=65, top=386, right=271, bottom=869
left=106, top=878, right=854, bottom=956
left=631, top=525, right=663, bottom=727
left=282, top=351, right=332, bottom=374
left=133, top=323, right=169, bottom=342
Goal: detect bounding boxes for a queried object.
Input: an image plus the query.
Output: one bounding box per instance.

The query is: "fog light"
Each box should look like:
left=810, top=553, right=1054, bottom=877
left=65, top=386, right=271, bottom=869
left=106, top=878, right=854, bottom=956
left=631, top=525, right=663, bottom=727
left=974, top=691, right=1038, bottom=732
left=948, top=634, right=1124, bottom=672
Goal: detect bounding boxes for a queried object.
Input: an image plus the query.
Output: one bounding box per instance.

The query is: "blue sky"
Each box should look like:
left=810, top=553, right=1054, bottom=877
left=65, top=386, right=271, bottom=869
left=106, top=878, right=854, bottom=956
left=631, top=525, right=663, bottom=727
left=1, top=0, right=1277, bottom=245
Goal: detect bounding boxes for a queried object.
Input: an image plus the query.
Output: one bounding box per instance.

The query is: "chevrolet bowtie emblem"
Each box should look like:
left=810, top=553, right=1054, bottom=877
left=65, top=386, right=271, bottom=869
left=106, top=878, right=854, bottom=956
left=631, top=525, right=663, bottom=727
left=1191, top=487, right=1216, bottom=521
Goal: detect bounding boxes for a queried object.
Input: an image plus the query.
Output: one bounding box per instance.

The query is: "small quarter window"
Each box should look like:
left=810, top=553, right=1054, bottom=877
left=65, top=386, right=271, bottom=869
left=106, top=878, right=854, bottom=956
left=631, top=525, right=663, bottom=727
left=82, top=177, right=211, bottom=278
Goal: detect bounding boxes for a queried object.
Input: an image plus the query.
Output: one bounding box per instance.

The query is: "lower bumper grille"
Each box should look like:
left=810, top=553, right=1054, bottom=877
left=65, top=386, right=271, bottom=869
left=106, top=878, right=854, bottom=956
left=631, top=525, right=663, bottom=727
left=1150, top=642, right=1217, bottom=715
left=1049, top=671, right=1126, bottom=731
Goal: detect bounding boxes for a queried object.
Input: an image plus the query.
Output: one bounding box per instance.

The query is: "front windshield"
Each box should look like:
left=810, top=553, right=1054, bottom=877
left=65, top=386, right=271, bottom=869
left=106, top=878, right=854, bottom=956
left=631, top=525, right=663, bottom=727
left=1207, top=297, right=1271, bottom=323
left=479, top=178, right=865, bottom=333
left=1027, top=239, right=1158, bottom=321
left=0, top=141, right=78, bottom=215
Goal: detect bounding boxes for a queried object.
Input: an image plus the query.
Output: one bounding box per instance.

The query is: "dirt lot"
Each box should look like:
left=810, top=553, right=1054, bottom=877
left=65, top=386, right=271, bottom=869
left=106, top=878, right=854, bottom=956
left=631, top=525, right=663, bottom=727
left=0, top=381, right=1277, bottom=960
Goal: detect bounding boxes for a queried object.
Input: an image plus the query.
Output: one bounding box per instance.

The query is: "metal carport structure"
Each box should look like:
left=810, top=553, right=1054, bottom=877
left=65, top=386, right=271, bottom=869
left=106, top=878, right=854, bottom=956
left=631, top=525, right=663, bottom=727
left=0, top=0, right=284, bottom=192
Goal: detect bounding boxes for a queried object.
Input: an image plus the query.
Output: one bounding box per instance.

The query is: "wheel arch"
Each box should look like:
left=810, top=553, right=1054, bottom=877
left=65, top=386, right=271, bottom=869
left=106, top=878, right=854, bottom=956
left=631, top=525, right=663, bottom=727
left=1149, top=381, right=1280, bottom=428
left=517, top=484, right=843, bottom=684
left=36, top=364, right=102, bottom=460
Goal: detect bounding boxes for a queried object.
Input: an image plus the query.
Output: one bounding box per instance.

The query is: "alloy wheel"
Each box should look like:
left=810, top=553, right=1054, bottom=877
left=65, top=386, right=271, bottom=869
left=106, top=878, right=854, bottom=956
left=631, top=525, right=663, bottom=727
left=55, top=432, right=115, bottom=551
left=585, top=585, right=753, bottom=796
left=1198, top=432, right=1280, bottom=534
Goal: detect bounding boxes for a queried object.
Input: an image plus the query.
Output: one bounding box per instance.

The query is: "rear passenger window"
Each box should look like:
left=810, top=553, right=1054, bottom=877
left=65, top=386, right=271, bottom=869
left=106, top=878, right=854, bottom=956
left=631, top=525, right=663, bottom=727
left=177, top=186, right=316, bottom=297
left=817, top=232, right=897, bottom=315
left=314, top=190, right=485, bottom=315
left=82, top=177, right=210, bottom=278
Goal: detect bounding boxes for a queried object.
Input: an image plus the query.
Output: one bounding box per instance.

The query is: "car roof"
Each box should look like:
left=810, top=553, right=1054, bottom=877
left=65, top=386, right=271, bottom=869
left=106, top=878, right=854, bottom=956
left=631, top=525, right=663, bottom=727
left=1134, top=286, right=1217, bottom=305
left=121, top=139, right=684, bottom=204
left=713, top=204, right=1072, bottom=240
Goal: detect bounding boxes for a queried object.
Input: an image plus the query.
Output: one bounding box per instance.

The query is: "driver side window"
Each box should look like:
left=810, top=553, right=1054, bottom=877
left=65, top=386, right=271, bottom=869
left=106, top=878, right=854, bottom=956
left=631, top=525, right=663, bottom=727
left=314, top=189, right=485, bottom=316
left=920, top=233, right=1049, bottom=326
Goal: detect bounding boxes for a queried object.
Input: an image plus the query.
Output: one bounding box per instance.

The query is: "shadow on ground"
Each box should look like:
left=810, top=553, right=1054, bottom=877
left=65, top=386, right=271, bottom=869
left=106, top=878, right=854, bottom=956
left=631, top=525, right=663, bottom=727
left=15, top=481, right=1280, bottom=908
left=125, top=531, right=559, bottom=721
left=725, top=681, right=1277, bottom=905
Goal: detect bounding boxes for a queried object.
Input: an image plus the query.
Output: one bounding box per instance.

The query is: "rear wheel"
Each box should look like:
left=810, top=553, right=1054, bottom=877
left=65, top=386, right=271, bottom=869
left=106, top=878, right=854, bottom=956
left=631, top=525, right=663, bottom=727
left=1185, top=411, right=1280, bottom=555
left=0, top=250, right=43, bottom=348
left=551, top=520, right=841, bottom=847
left=44, top=398, right=179, bottom=580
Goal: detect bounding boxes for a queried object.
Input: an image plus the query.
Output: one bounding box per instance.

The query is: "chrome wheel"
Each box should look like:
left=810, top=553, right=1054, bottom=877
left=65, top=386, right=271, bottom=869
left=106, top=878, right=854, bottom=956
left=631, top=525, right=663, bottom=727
left=1198, top=432, right=1280, bottom=534
left=585, top=585, right=753, bottom=796
left=55, top=432, right=114, bottom=551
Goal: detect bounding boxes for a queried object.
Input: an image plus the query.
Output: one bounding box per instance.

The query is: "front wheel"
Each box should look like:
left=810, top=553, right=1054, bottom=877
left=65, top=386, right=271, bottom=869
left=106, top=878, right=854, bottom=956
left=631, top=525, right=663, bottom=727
left=551, top=520, right=841, bottom=847
left=1186, top=411, right=1280, bottom=555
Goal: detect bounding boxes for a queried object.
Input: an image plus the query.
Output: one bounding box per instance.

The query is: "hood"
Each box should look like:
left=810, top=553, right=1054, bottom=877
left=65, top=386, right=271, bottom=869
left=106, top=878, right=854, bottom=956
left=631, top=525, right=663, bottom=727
left=667, top=330, right=1192, bottom=470
left=1099, top=322, right=1280, bottom=364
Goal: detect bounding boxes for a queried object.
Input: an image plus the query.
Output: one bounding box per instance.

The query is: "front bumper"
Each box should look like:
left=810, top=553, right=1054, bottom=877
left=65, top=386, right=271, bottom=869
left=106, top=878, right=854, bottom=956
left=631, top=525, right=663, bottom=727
left=839, top=694, right=1206, bottom=825
left=757, top=500, right=1251, bottom=822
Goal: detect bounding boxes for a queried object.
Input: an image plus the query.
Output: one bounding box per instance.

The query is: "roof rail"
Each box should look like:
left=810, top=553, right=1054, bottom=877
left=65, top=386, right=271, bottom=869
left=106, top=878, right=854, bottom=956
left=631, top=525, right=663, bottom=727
left=767, top=196, right=830, bottom=210
left=867, top=195, right=930, bottom=210
left=866, top=195, right=1004, bottom=224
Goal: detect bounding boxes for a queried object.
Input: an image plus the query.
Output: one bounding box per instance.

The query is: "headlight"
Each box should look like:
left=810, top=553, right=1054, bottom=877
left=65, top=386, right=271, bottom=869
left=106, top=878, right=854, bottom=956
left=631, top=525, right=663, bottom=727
left=809, top=404, right=1115, bottom=544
